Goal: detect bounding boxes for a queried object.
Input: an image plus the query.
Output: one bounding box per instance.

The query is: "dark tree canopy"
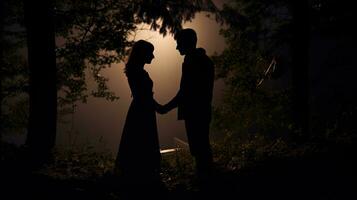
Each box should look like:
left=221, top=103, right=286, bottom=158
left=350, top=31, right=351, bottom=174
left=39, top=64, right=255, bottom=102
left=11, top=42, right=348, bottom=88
left=54, top=0, right=218, bottom=111
left=212, top=0, right=356, bottom=141
left=1, top=0, right=218, bottom=135
left=212, top=0, right=294, bottom=139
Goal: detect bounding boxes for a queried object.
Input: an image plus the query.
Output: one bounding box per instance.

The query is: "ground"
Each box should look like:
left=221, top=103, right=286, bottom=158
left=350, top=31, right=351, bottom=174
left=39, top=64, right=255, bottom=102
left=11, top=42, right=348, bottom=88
left=1, top=140, right=356, bottom=200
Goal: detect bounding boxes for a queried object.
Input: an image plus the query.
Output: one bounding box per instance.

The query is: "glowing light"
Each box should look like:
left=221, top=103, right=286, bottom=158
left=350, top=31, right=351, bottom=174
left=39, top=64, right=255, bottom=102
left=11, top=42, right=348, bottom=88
left=160, top=148, right=181, bottom=154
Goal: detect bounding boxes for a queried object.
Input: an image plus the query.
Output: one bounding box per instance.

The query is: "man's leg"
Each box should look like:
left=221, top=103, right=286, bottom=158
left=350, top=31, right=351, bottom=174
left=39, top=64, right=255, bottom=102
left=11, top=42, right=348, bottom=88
left=185, top=119, right=213, bottom=178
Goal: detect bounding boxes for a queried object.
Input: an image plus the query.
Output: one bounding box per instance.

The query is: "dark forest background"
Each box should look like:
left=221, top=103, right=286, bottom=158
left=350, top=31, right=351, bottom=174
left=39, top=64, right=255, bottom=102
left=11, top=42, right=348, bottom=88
left=1, top=0, right=356, bottom=199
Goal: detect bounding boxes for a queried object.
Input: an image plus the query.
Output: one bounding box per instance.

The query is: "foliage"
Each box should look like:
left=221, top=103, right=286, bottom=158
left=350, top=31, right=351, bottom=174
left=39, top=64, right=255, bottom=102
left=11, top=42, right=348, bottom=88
left=54, top=0, right=136, bottom=108
left=37, top=145, right=115, bottom=180
left=161, top=149, right=196, bottom=190
left=1, top=96, right=29, bottom=134
left=212, top=0, right=294, bottom=139
left=212, top=0, right=357, bottom=141
left=310, top=0, right=355, bottom=34
left=211, top=133, right=329, bottom=173
left=312, top=104, right=357, bottom=142
left=1, top=0, right=28, bottom=135
left=159, top=135, right=335, bottom=190
left=1, top=0, right=218, bottom=134
left=54, top=0, right=218, bottom=108
left=132, top=0, right=218, bottom=36
left=32, top=146, right=197, bottom=189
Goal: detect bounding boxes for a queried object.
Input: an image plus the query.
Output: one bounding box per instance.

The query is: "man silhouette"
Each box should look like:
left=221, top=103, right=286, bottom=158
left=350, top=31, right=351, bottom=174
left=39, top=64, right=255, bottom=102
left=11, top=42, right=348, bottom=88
left=161, top=28, right=215, bottom=180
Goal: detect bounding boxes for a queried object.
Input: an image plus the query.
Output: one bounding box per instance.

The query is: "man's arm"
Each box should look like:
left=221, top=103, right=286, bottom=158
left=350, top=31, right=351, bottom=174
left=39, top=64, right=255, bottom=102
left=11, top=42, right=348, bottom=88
left=161, top=90, right=181, bottom=113
left=154, top=100, right=166, bottom=114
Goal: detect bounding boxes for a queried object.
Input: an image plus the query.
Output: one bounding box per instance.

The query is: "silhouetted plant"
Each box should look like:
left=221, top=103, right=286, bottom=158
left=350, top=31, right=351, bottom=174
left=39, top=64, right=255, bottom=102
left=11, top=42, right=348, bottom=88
left=212, top=0, right=356, bottom=144
left=212, top=0, right=298, bottom=141
left=1, top=0, right=218, bottom=135
left=161, top=149, right=195, bottom=190
left=37, top=144, right=115, bottom=180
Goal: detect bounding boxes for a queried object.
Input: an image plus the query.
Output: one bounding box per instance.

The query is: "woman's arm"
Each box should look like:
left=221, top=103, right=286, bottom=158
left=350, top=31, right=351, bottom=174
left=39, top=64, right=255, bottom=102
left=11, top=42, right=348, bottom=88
left=161, top=90, right=181, bottom=113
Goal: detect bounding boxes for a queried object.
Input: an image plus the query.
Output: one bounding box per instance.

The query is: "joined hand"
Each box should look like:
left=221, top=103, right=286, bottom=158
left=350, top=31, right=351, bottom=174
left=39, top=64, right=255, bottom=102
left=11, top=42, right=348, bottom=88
left=156, top=104, right=169, bottom=114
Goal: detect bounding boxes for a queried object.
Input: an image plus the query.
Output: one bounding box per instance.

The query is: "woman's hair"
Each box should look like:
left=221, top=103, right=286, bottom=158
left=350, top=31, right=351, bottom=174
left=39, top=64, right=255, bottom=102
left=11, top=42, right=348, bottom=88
left=125, top=40, right=154, bottom=73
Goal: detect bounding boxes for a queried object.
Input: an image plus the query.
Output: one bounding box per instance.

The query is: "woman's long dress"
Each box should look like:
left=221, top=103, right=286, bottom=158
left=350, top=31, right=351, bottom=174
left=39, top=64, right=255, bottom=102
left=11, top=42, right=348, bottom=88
left=115, top=68, right=161, bottom=181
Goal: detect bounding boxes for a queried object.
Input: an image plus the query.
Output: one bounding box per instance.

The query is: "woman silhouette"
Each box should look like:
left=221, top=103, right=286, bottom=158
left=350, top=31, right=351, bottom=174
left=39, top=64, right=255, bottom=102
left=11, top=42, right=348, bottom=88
left=114, top=40, right=163, bottom=184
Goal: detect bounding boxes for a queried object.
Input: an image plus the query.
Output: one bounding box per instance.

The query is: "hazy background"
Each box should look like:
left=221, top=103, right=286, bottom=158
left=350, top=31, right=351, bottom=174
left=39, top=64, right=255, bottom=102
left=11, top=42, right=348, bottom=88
left=56, top=11, right=227, bottom=153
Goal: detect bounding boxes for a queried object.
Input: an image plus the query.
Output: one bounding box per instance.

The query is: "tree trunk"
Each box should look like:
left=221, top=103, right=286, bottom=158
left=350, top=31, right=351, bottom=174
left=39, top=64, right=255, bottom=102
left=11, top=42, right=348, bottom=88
left=0, top=0, right=4, bottom=139
left=24, top=0, right=57, bottom=164
left=291, top=0, right=310, bottom=141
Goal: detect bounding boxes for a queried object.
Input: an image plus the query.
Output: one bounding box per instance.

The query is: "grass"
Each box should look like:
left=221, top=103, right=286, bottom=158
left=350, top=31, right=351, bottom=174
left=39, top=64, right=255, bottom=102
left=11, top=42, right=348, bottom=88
left=2, top=133, right=357, bottom=199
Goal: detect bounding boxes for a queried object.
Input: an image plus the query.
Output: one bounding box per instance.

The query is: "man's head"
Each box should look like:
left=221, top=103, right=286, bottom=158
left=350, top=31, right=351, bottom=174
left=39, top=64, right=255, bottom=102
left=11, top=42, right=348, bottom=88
left=174, top=28, right=197, bottom=55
